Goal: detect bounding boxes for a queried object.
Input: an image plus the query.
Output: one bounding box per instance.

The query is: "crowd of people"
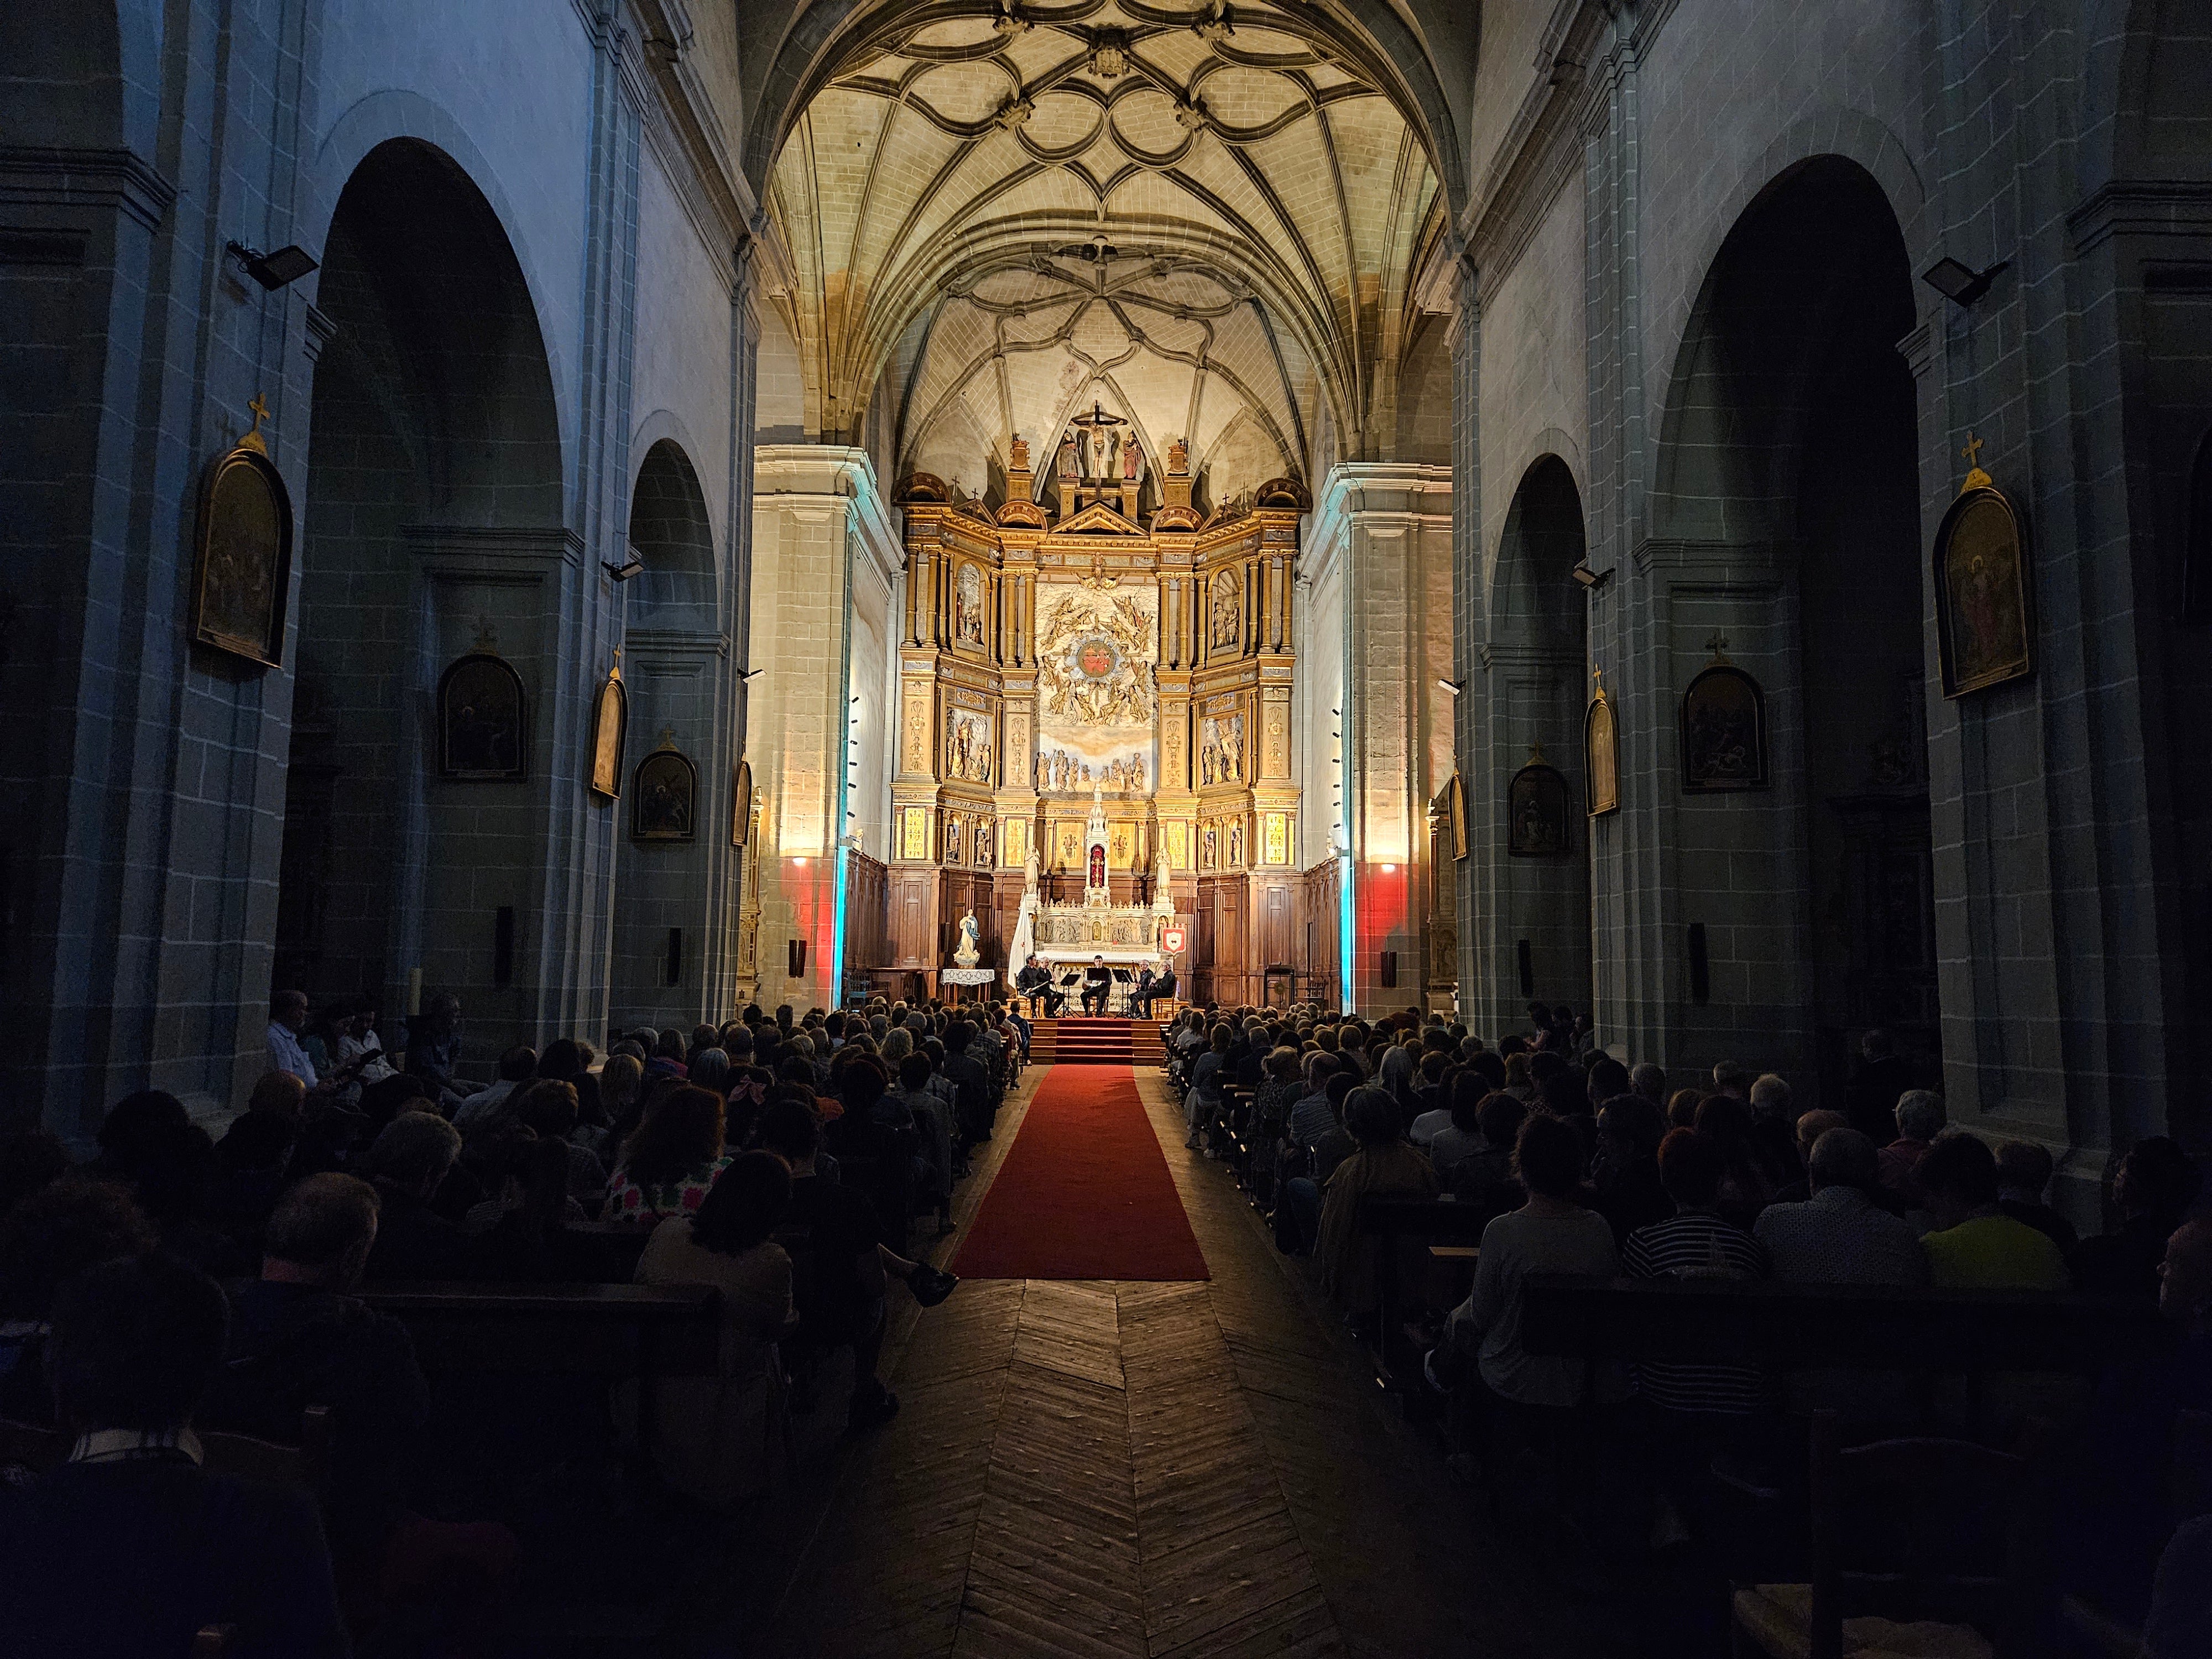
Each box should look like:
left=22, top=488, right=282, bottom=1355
left=0, top=991, right=1031, bottom=1655
left=1163, top=998, right=2211, bottom=1655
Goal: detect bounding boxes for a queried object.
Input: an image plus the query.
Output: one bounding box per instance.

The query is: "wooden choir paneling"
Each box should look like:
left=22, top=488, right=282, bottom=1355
left=843, top=854, right=889, bottom=992
left=1300, top=857, right=1342, bottom=1011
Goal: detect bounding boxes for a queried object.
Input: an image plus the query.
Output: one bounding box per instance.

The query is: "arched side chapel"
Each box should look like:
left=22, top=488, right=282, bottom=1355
left=0, top=0, right=2204, bottom=1216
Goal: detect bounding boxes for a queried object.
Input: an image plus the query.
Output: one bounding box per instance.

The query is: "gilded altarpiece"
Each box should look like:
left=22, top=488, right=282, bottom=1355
left=886, top=437, right=1309, bottom=1003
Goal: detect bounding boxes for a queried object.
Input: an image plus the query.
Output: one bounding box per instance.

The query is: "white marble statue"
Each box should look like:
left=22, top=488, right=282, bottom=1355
left=954, top=909, right=981, bottom=968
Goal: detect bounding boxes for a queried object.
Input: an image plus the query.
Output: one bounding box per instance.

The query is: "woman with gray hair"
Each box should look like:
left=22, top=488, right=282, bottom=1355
left=1877, top=1089, right=1946, bottom=1204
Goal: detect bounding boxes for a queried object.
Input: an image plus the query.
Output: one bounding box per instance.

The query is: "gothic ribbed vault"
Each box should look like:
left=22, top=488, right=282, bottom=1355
left=764, top=0, right=1449, bottom=502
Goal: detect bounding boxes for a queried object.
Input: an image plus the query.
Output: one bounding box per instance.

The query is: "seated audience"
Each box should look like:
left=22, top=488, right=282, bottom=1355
left=632, top=1151, right=795, bottom=1504
left=403, top=990, right=475, bottom=1108
left=1420, top=1072, right=1490, bottom=1179
left=0, top=1253, right=346, bottom=1658
left=1246, top=1047, right=1305, bottom=1199
left=358, top=1112, right=470, bottom=1282
left=511, top=1077, right=606, bottom=1208
left=1620, top=1129, right=1770, bottom=1418
left=1755, top=1127, right=1927, bottom=1422
left=1846, top=1027, right=1914, bottom=1145
left=0, top=1177, right=160, bottom=1418
left=1589, top=1094, right=1671, bottom=1245
left=754, top=1101, right=953, bottom=1432
left=1442, top=1115, right=1621, bottom=1411
left=1745, top=1072, right=1800, bottom=1190
left=1755, top=1129, right=1925, bottom=1287
left=1315, top=1087, right=1438, bottom=1313
left=2067, top=1217, right=2212, bottom=1625
left=604, top=1085, right=733, bottom=1226
left=1448, top=1092, right=1527, bottom=1223
left=2073, top=1137, right=2202, bottom=1302
left=453, top=1045, right=536, bottom=1133
left=1877, top=1089, right=1945, bottom=1204
left=1917, top=1132, right=2069, bottom=1290
left=1992, top=1139, right=2077, bottom=1255
left=1765, top=1109, right=1848, bottom=1207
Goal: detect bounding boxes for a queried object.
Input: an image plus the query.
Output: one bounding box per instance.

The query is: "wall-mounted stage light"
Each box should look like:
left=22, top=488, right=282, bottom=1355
left=1571, top=562, right=1613, bottom=592
left=739, top=667, right=766, bottom=682
left=227, top=241, right=319, bottom=290
left=1436, top=678, right=1464, bottom=696
left=602, top=555, right=644, bottom=582
left=1921, top=255, right=2009, bottom=309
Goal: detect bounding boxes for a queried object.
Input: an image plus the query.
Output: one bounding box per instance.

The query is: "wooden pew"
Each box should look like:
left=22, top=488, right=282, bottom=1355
left=1518, top=1274, right=2173, bottom=1384
left=361, top=1282, right=720, bottom=1460
left=1355, top=1197, right=1494, bottom=1398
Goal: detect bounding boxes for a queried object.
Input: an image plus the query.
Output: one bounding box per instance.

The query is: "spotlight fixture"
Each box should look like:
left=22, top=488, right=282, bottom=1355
left=226, top=241, right=319, bottom=290
left=1436, top=678, right=1465, bottom=696
left=601, top=555, right=644, bottom=582
left=1921, top=255, right=2010, bottom=309
left=1571, top=561, right=1613, bottom=592
left=739, top=668, right=766, bottom=682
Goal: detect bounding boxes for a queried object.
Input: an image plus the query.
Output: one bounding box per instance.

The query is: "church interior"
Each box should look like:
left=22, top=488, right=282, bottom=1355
left=3, top=1, right=2211, bottom=1655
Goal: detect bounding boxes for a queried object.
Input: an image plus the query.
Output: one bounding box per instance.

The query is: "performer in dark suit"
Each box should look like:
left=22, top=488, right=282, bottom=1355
left=1130, top=965, right=1157, bottom=1016
left=1081, top=955, right=1112, bottom=1014
left=1015, top=954, right=1062, bottom=1016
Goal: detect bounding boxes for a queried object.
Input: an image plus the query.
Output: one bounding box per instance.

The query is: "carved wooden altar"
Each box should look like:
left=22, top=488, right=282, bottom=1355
left=886, top=421, right=1309, bottom=1005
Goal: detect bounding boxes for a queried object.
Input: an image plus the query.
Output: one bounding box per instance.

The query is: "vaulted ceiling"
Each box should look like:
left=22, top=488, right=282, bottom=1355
left=765, top=0, right=1447, bottom=502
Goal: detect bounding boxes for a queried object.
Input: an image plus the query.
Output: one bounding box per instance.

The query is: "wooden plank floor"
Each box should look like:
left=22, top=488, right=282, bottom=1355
left=753, top=1065, right=1605, bottom=1659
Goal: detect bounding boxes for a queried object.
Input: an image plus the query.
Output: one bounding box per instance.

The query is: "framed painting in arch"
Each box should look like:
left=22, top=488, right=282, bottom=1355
left=1679, top=654, right=1768, bottom=792
left=436, top=650, right=526, bottom=780
left=1507, top=750, right=1572, bottom=857
left=588, top=655, right=627, bottom=799
left=1445, top=773, right=1468, bottom=859
left=729, top=759, right=753, bottom=846
left=1585, top=676, right=1619, bottom=816
left=188, top=418, right=294, bottom=670
left=1932, top=482, right=2034, bottom=697
left=632, top=739, right=696, bottom=842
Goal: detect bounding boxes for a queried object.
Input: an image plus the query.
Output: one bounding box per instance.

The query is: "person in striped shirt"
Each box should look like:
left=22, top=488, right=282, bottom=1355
left=1620, top=1128, right=1771, bottom=1416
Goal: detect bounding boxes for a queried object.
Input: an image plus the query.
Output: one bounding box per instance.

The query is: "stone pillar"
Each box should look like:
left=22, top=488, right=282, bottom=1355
left=746, top=447, right=900, bottom=1012
left=1302, top=466, right=1454, bottom=1016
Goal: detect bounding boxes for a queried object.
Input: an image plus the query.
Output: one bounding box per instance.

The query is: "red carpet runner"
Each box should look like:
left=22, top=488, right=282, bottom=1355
left=950, top=1065, right=1209, bottom=1281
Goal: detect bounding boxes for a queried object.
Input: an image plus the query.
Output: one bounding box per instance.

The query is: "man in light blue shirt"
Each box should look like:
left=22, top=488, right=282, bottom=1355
left=266, top=990, right=318, bottom=1086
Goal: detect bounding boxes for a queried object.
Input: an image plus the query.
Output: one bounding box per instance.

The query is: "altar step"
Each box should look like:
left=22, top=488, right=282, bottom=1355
left=1027, top=1017, right=1168, bottom=1066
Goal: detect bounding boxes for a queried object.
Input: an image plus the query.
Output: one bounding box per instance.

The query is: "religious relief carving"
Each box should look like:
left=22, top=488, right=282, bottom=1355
left=946, top=710, right=994, bottom=784
left=1262, top=698, right=1288, bottom=778
left=1036, top=746, right=1147, bottom=795
left=903, top=688, right=931, bottom=774
left=901, top=806, right=930, bottom=861
left=1263, top=812, right=1291, bottom=865
left=1209, top=567, right=1241, bottom=649
left=1227, top=819, right=1243, bottom=867
left=954, top=563, right=985, bottom=647
left=1166, top=820, right=1189, bottom=869
left=1036, top=589, right=1156, bottom=726
left=1199, top=713, right=1244, bottom=785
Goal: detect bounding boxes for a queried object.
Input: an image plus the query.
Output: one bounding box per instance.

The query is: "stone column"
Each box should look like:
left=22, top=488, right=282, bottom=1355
left=747, top=447, right=901, bottom=1012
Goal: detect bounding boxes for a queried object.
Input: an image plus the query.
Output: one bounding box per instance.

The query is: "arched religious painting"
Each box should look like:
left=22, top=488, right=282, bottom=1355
left=1679, top=648, right=1768, bottom=792
left=1585, top=672, right=1619, bottom=817
left=189, top=407, right=294, bottom=669
left=1507, top=748, right=1573, bottom=856
left=1208, top=567, right=1241, bottom=650
left=631, top=738, right=696, bottom=842
left=588, top=654, right=627, bottom=799
left=1932, top=474, right=2034, bottom=697
left=436, top=648, right=526, bottom=780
